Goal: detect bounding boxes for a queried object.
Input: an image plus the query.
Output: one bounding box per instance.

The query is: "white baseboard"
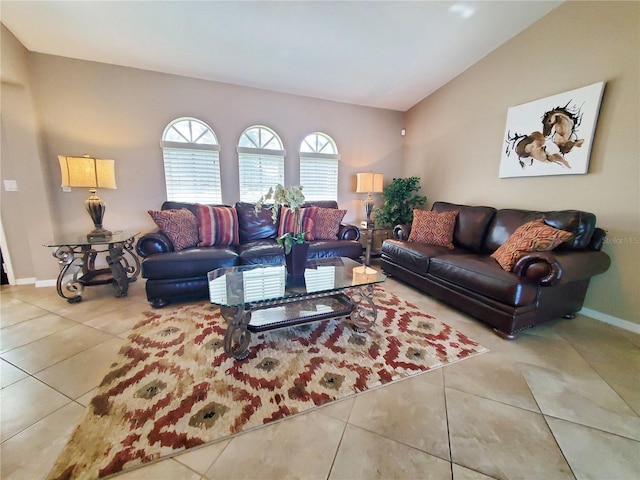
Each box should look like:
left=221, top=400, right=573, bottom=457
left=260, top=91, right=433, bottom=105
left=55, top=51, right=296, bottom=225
left=15, top=277, right=36, bottom=285
left=35, top=279, right=57, bottom=288
left=579, top=308, right=640, bottom=334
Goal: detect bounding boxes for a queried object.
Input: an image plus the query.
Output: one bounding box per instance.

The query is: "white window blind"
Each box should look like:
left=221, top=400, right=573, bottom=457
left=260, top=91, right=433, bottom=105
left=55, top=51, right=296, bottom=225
left=299, top=132, right=339, bottom=202
left=238, top=126, right=285, bottom=202
left=161, top=117, right=221, bottom=204
left=300, top=156, right=339, bottom=201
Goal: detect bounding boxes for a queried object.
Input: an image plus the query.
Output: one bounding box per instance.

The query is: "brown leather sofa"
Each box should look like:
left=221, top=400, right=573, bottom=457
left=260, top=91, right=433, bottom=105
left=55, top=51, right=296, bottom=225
left=136, top=200, right=363, bottom=307
left=380, top=201, right=611, bottom=338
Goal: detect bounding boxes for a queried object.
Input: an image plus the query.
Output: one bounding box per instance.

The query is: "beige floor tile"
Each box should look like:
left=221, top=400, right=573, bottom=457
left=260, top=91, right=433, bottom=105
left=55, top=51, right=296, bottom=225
left=0, top=401, right=85, bottom=480
left=446, top=388, right=573, bottom=479
left=0, top=300, right=52, bottom=328
left=444, top=350, right=540, bottom=412
left=204, top=411, right=344, bottom=480
left=330, top=424, right=452, bottom=480
left=81, top=301, right=150, bottom=335
left=519, top=362, right=640, bottom=441
left=75, top=387, right=99, bottom=407
left=349, top=374, right=450, bottom=460
left=0, top=359, right=28, bottom=388
left=54, top=294, right=127, bottom=323
left=317, top=396, right=355, bottom=422
left=0, top=323, right=112, bottom=374
left=0, top=312, right=77, bottom=353
left=173, top=439, right=230, bottom=476
left=115, top=458, right=201, bottom=480
left=547, top=416, right=640, bottom=480
left=452, top=463, right=498, bottom=480
left=35, top=337, right=125, bottom=399
left=0, top=376, right=70, bottom=442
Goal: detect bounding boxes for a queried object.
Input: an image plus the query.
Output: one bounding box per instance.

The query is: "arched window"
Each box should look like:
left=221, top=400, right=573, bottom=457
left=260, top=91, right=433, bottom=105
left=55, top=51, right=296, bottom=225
left=161, top=117, right=221, bottom=203
left=237, top=125, right=285, bottom=202
left=299, top=132, right=339, bottom=201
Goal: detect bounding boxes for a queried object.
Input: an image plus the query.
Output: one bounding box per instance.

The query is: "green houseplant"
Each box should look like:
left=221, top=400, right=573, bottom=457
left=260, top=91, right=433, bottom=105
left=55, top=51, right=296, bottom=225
left=255, top=184, right=307, bottom=257
left=373, top=176, right=427, bottom=228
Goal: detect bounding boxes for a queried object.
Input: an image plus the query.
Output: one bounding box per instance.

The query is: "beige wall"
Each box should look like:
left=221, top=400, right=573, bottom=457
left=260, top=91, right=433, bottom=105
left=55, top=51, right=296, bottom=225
left=27, top=54, right=403, bottom=241
left=403, top=1, right=639, bottom=324
left=0, top=25, right=59, bottom=283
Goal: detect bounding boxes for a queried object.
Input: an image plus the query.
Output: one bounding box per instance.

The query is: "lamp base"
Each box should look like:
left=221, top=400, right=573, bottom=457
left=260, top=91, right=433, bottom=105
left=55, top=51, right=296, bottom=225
left=87, top=228, right=112, bottom=241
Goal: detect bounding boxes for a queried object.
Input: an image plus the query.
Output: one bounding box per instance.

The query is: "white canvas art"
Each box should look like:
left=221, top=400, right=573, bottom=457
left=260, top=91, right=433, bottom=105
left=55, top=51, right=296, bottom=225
left=499, top=81, right=605, bottom=178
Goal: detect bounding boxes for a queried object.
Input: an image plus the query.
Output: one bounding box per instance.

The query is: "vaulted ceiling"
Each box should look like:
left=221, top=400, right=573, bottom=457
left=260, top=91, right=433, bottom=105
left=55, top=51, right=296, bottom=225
left=1, top=1, right=562, bottom=111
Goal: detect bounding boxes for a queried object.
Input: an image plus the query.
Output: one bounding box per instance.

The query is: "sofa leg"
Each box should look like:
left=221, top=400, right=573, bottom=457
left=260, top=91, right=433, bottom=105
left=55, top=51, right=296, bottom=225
left=563, top=313, right=577, bottom=319
left=149, top=298, right=169, bottom=309
left=493, top=328, right=518, bottom=340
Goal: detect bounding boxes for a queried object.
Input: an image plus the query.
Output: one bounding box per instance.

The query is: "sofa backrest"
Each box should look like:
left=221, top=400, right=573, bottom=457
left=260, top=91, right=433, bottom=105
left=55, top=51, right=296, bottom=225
left=304, top=200, right=338, bottom=209
left=482, top=209, right=597, bottom=253
left=235, top=202, right=280, bottom=243
left=432, top=202, right=496, bottom=253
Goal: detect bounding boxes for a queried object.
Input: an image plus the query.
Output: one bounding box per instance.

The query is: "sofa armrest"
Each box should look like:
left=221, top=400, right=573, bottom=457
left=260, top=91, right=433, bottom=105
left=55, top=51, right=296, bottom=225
left=338, top=224, right=360, bottom=241
left=513, top=252, right=562, bottom=286
left=393, top=224, right=411, bottom=241
left=589, top=227, right=607, bottom=251
left=514, top=249, right=611, bottom=286
left=135, top=229, right=175, bottom=257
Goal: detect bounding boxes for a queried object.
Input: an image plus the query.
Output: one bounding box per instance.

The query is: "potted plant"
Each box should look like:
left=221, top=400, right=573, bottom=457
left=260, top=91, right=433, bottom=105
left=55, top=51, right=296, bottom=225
left=255, top=184, right=309, bottom=275
left=373, top=176, right=427, bottom=228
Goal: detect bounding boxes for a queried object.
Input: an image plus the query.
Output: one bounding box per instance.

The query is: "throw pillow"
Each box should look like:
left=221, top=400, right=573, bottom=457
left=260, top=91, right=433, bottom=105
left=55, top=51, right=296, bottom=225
left=148, top=208, right=199, bottom=251
left=278, top=207, right=316, bottom=240
left=312, top=208, right=347, bottom=240
left=408, top=209, right=458, bottom=249
left=491, top=218, right=574, bottom=271
left=195, top=204, right=239, bottom=247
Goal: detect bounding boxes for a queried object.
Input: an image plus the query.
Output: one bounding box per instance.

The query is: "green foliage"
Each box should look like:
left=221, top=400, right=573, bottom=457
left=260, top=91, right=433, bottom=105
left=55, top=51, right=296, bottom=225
left=255, top=184, right=307, bottom=254
left=373, top=176, right=427, bottom=228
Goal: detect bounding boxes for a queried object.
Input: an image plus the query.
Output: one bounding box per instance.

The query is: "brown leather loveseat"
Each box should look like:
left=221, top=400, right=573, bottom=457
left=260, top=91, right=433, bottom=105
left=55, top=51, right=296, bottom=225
left=380, top=201, right=611, bottom=338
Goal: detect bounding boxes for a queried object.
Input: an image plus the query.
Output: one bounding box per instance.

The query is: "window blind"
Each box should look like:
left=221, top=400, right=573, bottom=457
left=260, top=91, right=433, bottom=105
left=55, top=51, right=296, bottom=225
left=238, top=152, right=285, bottom=202
left=162, top=147, right=222, bottom=204
left=300, top=156, right=339, bottom=201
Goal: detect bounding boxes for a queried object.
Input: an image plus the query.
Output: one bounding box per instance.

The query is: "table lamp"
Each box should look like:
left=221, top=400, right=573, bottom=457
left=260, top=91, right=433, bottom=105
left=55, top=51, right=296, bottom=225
left=356, top=172, right=384, bottom=228
left=59, top=155, right=117, bottom=240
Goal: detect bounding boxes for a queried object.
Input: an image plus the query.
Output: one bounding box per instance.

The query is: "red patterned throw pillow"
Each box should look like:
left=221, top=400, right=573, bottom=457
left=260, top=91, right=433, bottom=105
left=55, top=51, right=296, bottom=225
left=148, top=208, right=199, bottom=251
left=195, top=205, right=239, bottom=247
left=408, top=209, right=458, bottom=249
left=312, top=208, right=346, bottom=240
left=491, top=218, right=574, bottom=271
left=278, top=207, right=316, bottom=240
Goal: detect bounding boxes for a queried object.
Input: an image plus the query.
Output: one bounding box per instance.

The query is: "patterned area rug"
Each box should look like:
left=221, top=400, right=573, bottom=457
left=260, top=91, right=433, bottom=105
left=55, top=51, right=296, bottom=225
left=48, top=287, right=487, bottom=480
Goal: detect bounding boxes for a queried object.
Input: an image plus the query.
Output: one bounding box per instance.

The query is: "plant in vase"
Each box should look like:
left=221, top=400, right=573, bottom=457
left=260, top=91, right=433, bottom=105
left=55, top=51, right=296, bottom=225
left=255, top=184, right=309, bottom=275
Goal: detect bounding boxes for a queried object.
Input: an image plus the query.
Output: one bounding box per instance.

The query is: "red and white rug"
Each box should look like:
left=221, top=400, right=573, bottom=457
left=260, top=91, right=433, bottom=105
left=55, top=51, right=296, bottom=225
left=48, top=287, right=487, bottom=480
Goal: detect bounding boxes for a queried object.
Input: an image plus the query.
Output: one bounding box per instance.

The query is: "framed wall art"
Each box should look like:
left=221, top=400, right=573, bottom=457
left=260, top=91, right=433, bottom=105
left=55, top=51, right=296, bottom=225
left=499, top=81, right=605, bottom=178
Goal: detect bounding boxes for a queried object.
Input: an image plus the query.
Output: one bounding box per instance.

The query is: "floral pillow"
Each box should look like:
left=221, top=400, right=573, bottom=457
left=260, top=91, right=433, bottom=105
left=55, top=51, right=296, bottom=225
left=408, top=210, right=458, bottom=249
left=312, top=208, right=346, bottom=240
left=491, top=218, right=574, bottom=271
left=278, top=207, right=316, bottom=240
left=195, top=204, right=239, bottom=247
left=148, top=208, right=199, bottom=251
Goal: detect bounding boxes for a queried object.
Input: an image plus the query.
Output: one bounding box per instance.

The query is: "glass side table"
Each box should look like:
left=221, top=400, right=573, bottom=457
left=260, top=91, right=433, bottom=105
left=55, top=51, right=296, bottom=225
left=43, top=231, right=140, bottom=303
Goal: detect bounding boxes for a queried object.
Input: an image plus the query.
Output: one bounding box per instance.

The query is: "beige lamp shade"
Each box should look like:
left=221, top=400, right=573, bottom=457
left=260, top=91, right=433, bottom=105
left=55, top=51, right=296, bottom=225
left=58, top=155, right=117, bottom=190
left=356, top=172, right=384, bottom=193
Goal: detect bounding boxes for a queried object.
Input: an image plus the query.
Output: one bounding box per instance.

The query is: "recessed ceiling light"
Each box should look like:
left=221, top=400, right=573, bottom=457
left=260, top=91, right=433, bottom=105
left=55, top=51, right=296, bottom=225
left=449, top=3, right=476, bottom=19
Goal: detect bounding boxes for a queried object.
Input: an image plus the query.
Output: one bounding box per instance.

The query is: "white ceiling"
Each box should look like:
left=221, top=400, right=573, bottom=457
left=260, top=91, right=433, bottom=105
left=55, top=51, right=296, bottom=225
left=1, top=1, right=562, bottom=111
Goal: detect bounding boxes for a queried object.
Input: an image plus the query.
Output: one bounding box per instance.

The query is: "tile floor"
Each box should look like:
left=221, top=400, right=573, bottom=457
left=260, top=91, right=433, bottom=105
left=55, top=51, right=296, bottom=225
left=1, top=270, right=639, bottom=480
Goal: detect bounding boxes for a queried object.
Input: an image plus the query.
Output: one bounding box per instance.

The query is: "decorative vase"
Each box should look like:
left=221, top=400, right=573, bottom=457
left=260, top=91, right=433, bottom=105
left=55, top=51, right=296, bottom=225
left=285, top=242, right=309, bottom=276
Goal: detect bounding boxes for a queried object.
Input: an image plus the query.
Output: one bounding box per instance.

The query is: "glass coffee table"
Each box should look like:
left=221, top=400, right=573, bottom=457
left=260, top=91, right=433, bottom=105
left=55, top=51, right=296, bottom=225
left=208, top=257, right=386, bottom=360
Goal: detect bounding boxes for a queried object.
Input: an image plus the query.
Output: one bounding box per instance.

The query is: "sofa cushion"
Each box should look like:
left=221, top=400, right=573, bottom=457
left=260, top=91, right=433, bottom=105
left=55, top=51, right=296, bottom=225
left=147, top=208, right=199, bottom=251
left=432, top=202, right=496, bottom=253
left=278, top=207, right=316, bottom=240
left=196, top=204, right=239, bottom=247
left=141, top=246, right=239, bottom=280
left=308, top=240, right=364, bottom=260
left=381, top=239, right=455, bottom=274
left=490, top=219, right=574, bottom=271
left=429, top=254, right=538, bottom=307
left=313, top=208, right=346, bottom=240
left=408, top=210, right=457, bottom=249
left=235, top=202, right=279, bottom=243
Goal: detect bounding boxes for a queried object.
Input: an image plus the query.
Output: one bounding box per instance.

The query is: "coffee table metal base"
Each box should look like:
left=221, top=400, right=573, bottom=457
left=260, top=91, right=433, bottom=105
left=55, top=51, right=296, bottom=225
left=221, top=285, right=377, bottom=360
